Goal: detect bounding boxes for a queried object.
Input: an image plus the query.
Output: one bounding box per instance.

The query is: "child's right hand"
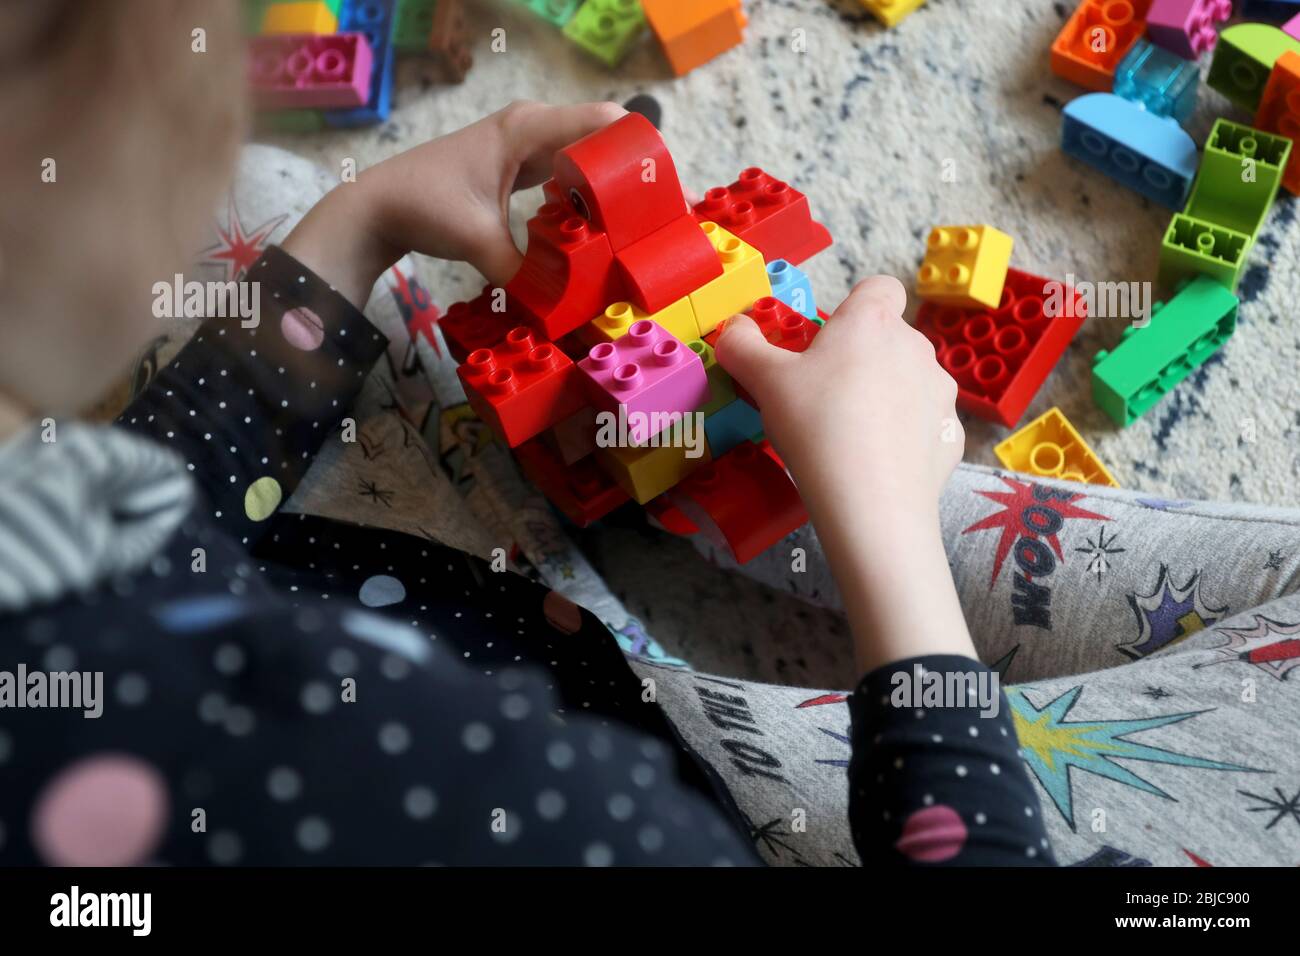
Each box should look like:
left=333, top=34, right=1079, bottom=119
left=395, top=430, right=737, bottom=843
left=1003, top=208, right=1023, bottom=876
left=715, top=276, right=975, bottom=674
left=716, top=275, right=963, bottom=520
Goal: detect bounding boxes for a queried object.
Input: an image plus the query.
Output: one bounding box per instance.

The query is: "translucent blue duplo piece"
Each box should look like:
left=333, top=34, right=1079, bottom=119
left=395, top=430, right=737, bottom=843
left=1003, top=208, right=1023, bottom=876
left=1113, top=40, right=1200, bottom=125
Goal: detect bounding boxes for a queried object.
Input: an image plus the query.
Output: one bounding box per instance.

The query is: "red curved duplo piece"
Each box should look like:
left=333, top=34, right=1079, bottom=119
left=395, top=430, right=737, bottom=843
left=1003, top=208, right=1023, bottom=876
left=553, top=112, right=692, bottom=252
left=505, top=199, right=621, bottom=341
left=669, top=440, right=807, bottom=565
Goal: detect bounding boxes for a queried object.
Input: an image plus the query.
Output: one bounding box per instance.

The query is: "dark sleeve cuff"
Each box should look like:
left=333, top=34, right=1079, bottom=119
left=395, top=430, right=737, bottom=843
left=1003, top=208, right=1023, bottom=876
left=119, top=245, right=388, bottom=546
left=847, top=654, right=1057, bottom=866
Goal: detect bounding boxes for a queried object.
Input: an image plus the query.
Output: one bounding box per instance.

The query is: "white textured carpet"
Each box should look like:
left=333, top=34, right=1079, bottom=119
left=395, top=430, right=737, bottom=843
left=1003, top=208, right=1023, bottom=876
left=262, top=0, right=1300, bottom=686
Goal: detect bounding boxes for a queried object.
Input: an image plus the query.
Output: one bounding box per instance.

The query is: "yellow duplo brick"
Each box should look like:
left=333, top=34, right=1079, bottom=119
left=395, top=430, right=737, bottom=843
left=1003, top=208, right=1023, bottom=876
left=860, top=0, right=927, bottom=28
left=584, top=298, right=700, bottom=346
left=261, top=1, right=338, bottom=34
left=994, top=407, right=1119, bottom=488
left=916, top=225, right=1013, bottom=310
left=595, top=440, right=711, bottom=504
left=688, top=222, right=772, bottom=335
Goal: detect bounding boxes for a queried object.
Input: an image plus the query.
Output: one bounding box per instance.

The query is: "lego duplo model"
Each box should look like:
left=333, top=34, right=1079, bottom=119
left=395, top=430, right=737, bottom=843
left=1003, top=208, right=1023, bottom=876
left=445, top=113, right=832, bottom=564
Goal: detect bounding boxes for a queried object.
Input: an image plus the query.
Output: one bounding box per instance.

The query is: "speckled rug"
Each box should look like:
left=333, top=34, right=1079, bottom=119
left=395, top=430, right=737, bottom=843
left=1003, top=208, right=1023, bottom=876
left=261, top=0, right=1300, bottom=688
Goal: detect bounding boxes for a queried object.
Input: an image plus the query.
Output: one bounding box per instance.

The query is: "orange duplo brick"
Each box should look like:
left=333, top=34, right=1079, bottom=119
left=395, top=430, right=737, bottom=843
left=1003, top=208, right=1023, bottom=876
left=1254, top=50, right=1300, bottom=196
left=1051, top=0, right=1153, bottom=92
left=641, top=0, right=746, bottom=76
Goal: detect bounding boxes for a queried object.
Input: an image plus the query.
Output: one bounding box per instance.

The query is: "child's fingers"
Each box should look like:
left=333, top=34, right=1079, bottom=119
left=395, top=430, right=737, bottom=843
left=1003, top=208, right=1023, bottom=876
left=466, top=223, right=526, bottom=289
left=831, top=275, right=907, bottom=325
left=714, top=313, right=795, bottom=403
left=505, top=101, right=629, bottom=192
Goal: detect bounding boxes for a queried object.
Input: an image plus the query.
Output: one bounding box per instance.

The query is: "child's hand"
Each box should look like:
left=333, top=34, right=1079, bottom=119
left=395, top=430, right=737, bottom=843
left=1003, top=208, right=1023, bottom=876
left=716, top=275, right=963, bottom=519
left=282, top=101, right=627, bottom=307
left=716, top=276, right=975, bottom=674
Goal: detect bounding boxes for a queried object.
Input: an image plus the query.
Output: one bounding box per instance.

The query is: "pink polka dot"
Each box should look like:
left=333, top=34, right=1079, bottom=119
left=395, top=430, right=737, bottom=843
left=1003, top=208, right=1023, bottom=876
left=894, top=804, right=968, bottom=863
left=280, top=307, right=325, bottom=350
left=543, top=590, right=583, bottom=634
left=31, top=754, right=169, bottom=866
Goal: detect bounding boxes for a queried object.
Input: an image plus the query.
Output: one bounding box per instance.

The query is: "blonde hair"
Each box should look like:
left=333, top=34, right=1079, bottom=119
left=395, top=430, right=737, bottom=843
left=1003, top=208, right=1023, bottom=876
left=0, top=0, right=247, bottom=417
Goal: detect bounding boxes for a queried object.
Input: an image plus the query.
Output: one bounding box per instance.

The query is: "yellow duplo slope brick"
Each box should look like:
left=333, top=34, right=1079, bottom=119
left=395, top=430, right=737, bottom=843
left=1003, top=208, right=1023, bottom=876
left=860, top=0, right=927, bottom=27
left=688, top=222, right=772, bottom=335
left=994, top=407, right=1119, bottom=488
left=916, top=225, right=1013, bottom=310
left=583, top=298, right=700, bottom=347
left=261, top=1, right=338, bottom=34
left=595, top=440, right=711, bottom=504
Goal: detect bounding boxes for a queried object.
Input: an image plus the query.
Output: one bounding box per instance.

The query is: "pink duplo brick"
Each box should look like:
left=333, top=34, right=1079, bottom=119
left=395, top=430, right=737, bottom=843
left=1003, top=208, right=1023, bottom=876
left=577, top=320, right=710, bottom=445
left=1147, top=0, right=1232, bottom=60
left=1287, top=14, right=1300, bottom=44
left=249, top=32, right=374, bottom=110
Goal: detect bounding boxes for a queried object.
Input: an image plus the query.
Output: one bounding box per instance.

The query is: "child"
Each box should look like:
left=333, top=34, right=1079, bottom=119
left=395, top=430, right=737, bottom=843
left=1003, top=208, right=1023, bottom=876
left=4, top=2, right=1292, bottom=870
left=0, top=0, right=1051, bottom=867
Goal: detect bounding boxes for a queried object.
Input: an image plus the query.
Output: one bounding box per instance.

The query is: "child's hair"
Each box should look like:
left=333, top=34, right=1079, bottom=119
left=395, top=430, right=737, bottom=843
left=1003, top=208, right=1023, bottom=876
left=0, top=0, right=246, bottom=418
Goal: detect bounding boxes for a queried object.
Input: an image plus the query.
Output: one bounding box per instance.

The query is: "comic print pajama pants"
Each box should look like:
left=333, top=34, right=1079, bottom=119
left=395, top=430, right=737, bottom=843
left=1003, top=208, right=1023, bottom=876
left=644, top=464, right=1300, bottom=867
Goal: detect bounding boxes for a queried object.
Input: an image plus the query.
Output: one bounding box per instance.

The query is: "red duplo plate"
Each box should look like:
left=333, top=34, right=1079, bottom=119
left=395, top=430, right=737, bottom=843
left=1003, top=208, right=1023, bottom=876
left=914, top=269, right=1087, bottom=428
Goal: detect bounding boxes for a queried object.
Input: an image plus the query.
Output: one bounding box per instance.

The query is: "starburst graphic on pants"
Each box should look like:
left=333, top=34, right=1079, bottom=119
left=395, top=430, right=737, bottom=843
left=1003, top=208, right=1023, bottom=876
left=1119, top=566, right=1227, bottom=660
left=1009, top=685, right=1257, bottom=830
left=962, top=477, right=1109, bottom=586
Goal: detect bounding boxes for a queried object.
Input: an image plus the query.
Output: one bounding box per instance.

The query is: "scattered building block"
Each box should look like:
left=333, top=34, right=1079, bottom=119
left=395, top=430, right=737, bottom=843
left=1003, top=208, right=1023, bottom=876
left=1092, top=276, right=1238, bottom=426
left=995, top=407, right=1119, bottom=487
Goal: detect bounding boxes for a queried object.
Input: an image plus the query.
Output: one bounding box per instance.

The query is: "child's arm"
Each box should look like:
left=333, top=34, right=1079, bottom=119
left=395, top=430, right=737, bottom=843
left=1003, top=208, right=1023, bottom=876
left=118, top=103, right=624, bottom=546
left=717, top=279, right=1057, bottom=866
left=280, top=101, right=627, bottom=308
left=716, top=276, right=973, bottom=675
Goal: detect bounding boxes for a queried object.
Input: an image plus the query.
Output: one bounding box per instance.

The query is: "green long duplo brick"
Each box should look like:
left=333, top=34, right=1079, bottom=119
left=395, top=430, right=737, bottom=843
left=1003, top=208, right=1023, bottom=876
left=1092, top=277, right=1239, bottom=427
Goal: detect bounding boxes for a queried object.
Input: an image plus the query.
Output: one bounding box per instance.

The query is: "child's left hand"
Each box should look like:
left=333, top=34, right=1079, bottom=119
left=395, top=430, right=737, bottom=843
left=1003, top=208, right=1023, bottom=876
left=282, top=100, right=628, bottom=306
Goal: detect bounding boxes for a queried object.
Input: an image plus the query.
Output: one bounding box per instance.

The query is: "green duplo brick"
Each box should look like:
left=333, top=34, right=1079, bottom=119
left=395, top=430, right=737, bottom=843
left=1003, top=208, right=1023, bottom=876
left=1185, top=119, right=1292, bottom=244
left=517, top=0, right=582, bottom=28
left=260, top=109, right=327, bottom=133
left=1207, top=24, right=1300, bottom=114
left=1092, top=277, right=1239, bottom=427
left=1158, top=214, right=1249, bottom=293
left=241, top=0, right=271, bottom=32
left=393, top=0, right=438, bottom=52
left=563, top=0, right=646, bottom=67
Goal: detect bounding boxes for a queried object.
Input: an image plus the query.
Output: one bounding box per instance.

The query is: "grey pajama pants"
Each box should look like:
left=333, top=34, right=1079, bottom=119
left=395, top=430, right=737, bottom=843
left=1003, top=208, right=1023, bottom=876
left=644, top=464, right=1300, bottom=866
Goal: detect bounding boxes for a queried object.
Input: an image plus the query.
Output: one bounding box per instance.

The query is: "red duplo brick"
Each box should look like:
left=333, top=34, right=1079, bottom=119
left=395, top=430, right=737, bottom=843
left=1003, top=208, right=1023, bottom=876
left=704, top=297, right=820, bottom=407
left=513, top=438, right=629, bottom=527
left=692, top=168, right=832, bottom=266
left=505, top=200, right=622, bottom=341
left=914, top=268, right=1087, bottom=428
left=614, top=214, right=722, bottom=314
left=669, top=440, right=807, bottom=564
left=644, top=495, right=700, bottom=535
left=456, top=326, right=588, bottom=447
left=440, top=286, right=521, bottom=364
left=553, top=112, right=695, bottom=253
